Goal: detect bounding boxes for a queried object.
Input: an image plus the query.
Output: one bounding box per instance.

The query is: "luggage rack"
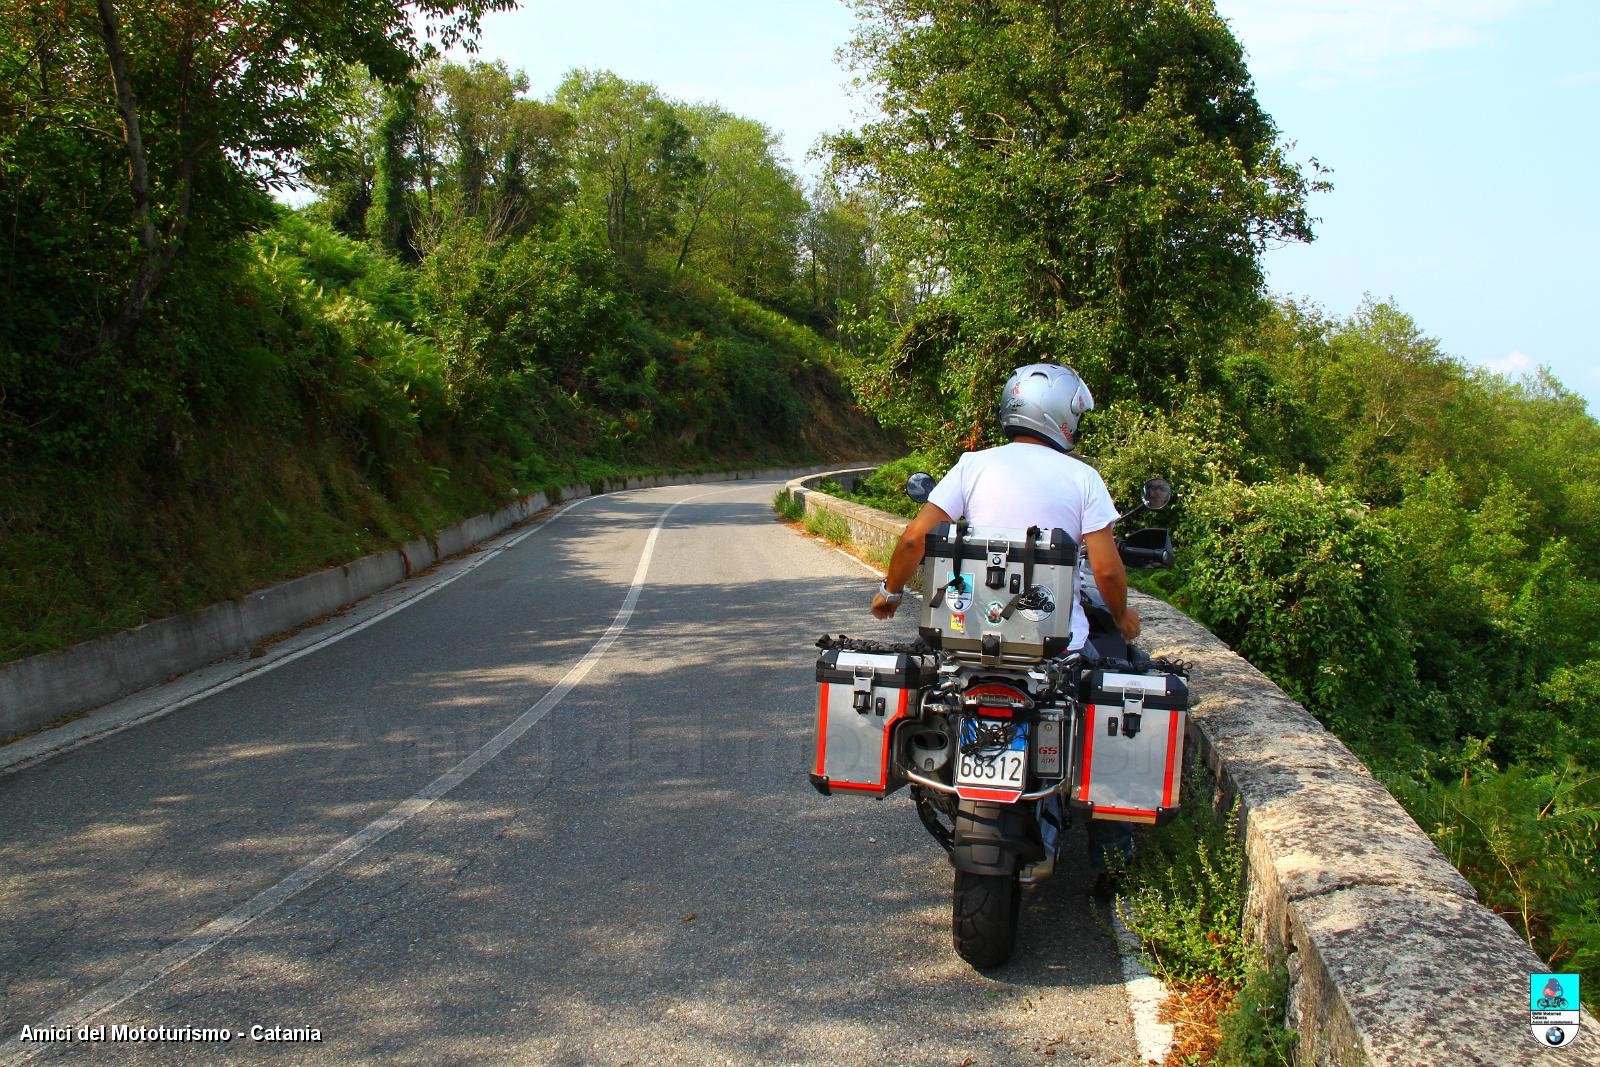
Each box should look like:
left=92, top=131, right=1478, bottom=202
left=815, top=634, right=935, bottom=656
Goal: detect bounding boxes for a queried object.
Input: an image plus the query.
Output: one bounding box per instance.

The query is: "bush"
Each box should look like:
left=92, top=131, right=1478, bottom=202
left=1214, top=959, right=1297, bottom=1067
left=836, top=453, right=948, bottom=519
left=1175, top=476, right=1417, bottom=738
left=1385, top=758, right=1599, bottom=1010
left=1119, top=789, right=1249, bottom=987
left=1081, top=394, right=1247, bottom=518
left=772, top=488, right=805, bottom=522
left=803, top=507, right=852, bottom=544
left=1119, top=777, right=1299, bottom=1066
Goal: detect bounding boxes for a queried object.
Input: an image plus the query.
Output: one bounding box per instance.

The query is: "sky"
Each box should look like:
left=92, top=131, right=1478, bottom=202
left=445, top=0, right=1600, bottom=413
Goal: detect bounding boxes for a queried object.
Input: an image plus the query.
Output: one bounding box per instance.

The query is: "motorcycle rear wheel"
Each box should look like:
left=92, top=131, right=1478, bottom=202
left=951, top=869, right=1020, bottom=968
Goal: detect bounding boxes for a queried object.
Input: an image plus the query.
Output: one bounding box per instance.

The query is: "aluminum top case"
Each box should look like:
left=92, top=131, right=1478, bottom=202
left=811, top=649, right=927, bottom=797
left=917, top=522, right=1079, bottom=665
left=1070, top=668, right=1189, bottom=825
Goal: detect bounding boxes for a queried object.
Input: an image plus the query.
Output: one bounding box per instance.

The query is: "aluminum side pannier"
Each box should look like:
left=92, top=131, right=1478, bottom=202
left=811, top=649, right=927, bottom=797
left=1069, top=668, right=1190, bottom=825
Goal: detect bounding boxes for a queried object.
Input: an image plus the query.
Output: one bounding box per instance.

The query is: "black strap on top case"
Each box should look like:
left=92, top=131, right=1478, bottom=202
left=927, top=518, right=968, bottom=610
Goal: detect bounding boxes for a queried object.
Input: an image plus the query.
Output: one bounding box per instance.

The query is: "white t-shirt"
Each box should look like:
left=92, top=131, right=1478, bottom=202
left=926, top=442, right=1118, bottom=650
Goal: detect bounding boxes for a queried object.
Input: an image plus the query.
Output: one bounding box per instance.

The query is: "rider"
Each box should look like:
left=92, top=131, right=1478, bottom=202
left=868, top=362, right=1140, bottom=646
left=868, top=362, right=1140, bottom=895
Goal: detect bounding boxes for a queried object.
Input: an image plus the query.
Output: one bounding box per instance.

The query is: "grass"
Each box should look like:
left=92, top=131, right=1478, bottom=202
left=772, top=488, right=898, bottom=577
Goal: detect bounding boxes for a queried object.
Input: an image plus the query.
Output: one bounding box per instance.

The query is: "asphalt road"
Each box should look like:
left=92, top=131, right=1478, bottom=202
left=0, top=480, right=1141, bottom=1066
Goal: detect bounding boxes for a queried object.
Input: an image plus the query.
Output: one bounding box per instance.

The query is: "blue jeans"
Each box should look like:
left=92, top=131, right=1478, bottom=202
left=1088, top=819, right=1135, bottom=874
left=1036, top=794, right=1135, bottom=873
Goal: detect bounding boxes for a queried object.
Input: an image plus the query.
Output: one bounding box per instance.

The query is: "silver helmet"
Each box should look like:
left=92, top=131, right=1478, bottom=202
left=997, top=363, right=1094, bottom=453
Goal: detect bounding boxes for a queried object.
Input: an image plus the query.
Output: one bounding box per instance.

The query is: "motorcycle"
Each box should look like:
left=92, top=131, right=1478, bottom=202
left=811, top=475, right=1188, bottom=968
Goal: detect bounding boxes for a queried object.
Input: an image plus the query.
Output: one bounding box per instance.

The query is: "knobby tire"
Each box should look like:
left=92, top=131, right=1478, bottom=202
left=951, top=869, right=1020, bottom=968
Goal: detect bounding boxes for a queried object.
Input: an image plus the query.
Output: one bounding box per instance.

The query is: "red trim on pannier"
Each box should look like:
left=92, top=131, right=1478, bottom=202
left=1078, top=705, right=1097, bottom=801
left=814, top=683, right=828, bottom=778
left=1161, top=710, right=1180, bottom=807
left=1093, top=806, right=1159, bottom=824
left=870, top=687, right=910, bottom=789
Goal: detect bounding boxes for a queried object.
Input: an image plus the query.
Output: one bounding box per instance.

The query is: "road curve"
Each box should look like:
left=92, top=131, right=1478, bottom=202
left=0, top=480, right=1141, bottom=1065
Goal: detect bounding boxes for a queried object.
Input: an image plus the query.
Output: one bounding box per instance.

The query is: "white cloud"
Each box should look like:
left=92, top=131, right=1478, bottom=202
left=1483, top=350, right=1533, bottom=375
left=1214, top=0, right=1546, bottom=88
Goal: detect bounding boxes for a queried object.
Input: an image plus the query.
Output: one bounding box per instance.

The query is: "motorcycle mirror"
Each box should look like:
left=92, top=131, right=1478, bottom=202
left=1140, top=477, right=1174, bottom=512
left=906, top=472, right=935, bottom=504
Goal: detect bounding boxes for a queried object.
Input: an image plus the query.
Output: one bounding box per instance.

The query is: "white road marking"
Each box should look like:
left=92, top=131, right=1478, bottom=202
left=0, top=494, right=605, bottom=777
left=1112, top=899, right=1174, bottom=1064
left=0, top=487, right=733, bottom=1066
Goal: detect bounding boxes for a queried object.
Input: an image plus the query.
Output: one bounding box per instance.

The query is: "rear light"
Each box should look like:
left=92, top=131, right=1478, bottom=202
left=963, top=682, right=1030, bottom=717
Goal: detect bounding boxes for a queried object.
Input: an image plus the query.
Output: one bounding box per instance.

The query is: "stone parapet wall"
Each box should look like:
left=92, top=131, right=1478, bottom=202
left=791, top=473, right=1600, bottom=1067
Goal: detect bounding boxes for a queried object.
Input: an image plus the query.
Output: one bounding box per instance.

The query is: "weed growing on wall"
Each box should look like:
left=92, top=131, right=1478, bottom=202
left=803, top=507, right=852, bottom=544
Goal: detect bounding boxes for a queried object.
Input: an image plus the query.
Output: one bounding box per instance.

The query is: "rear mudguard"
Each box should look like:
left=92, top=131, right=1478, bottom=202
left=950, top=800, right=1041, bottom=876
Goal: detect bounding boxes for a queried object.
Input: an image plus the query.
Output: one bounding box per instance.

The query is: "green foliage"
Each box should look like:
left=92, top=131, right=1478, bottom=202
left=1119, top=781, right=1297, bottom=1065
left=803, top=507, right=854, bottom=545
left=1119, top=788, right=1249, bottom=986
left=673, top=107, right=809, bottom=302
left=1214, top=959, right=1297, bottom=1067
left=0, top=0, right=511, bottom=354
left=833, top=453, right=949, bottom=519
left=1, top=198, right=874, bottom=660
left=1080, top=393, right=1249, bottom=519
left=1175, top=476, right=1417, bottom=738
left=831, top=0, right=1322, bottom=452
left=368, top=83, right=422, bottom=260
left=772, top=488, right=807, bottom=522
left=1385, top=760, right=1600, bottom=1009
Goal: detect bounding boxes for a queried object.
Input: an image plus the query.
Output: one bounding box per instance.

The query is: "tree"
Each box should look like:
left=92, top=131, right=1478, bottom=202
left=366, top=82, right=422, bottom=260
left=799, top=183, right=912, bottom=353
left=672, top=107, right=806, bottom=301
left=300, top=70, right=388, bottom=238
left=557, top=70, right=701, bottom=268
left=432, top=61, right=573, bottom=240
left=0, top=0, right=511, bottom=350
left=829, top=0, right=1323, bottom=452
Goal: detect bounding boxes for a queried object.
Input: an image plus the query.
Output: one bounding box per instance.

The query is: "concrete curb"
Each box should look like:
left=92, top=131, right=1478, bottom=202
left=0, top=463, right=837, bottom=744
left=791, top=477, right=1600, bottom=1067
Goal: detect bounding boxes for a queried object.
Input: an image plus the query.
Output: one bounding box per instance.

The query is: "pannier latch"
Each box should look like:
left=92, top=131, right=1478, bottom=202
left=852, top=667, right=876, bottom=714
left=986, top=548, right=1007, bottom=589
left=1121, top=694, right=1144, bottom=738
left=980, top=634, right=1002, bottom=663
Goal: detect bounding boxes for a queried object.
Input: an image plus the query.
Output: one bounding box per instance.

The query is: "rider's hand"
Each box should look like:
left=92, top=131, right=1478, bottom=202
left=870, top=590, right=900, bottom=620
left=1116, top=606, right=1141, bottom=641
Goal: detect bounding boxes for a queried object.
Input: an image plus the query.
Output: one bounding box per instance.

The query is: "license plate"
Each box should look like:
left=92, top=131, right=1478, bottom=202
left=955, top=718, right=1028, bottom=792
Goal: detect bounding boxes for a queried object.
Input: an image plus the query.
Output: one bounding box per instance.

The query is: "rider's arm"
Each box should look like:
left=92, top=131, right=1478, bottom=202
left=1083, top=525, right=1141, bottom=641
left=871, top=502, right=953, bottom=619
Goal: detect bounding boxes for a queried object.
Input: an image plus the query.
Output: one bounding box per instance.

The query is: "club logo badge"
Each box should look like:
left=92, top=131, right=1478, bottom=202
left=948, top=573, right=974, bottom=613
left=1529, top=973, right=1581, bottom=1048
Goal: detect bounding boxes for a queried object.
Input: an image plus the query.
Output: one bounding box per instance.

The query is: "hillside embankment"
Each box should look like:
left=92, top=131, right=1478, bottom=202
left=1, top=215, right=895, bottom=672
